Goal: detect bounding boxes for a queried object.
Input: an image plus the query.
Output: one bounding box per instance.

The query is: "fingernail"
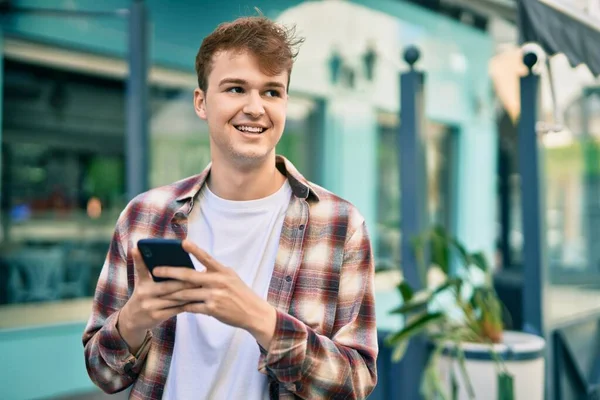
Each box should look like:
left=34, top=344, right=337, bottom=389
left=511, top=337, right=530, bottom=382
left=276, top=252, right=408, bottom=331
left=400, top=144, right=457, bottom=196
left=154, top=267, right=164, bottom=275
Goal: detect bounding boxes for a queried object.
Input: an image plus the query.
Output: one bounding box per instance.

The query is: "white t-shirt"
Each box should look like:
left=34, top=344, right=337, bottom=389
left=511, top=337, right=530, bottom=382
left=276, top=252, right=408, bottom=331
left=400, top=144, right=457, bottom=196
left=162, top=179, right=292, bottom=400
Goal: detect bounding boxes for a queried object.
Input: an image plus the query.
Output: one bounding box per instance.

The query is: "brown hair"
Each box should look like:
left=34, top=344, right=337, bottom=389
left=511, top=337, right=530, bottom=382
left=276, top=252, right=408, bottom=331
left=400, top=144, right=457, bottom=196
left=195, top=15, right=304, bottom=92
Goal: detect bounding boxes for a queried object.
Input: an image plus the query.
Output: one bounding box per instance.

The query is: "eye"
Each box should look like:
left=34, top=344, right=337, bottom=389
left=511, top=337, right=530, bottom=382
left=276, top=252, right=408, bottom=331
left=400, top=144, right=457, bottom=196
left=226, top=86, right=244, bottom=94
left=265, top=90, right=281, bottom=98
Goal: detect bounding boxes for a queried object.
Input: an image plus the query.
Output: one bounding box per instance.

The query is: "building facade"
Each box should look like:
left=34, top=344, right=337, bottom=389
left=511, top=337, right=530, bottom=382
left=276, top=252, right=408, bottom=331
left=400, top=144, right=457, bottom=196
left=0, top=1, right=497, bottom=398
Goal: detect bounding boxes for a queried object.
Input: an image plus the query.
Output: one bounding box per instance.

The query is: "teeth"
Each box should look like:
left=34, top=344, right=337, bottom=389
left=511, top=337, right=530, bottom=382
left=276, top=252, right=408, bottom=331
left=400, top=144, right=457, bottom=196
left=236, top=126, right=264, bottom=133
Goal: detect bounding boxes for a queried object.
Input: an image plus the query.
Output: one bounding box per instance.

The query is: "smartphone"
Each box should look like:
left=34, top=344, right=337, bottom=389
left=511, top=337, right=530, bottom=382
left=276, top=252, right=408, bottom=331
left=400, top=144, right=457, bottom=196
left=137, top=238, right=196, bottom=282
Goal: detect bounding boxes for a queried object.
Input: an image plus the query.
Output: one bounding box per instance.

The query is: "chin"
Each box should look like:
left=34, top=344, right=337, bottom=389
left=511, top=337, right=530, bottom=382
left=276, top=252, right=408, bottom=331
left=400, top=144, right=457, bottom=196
left=229, top=148, right=273, bottom=166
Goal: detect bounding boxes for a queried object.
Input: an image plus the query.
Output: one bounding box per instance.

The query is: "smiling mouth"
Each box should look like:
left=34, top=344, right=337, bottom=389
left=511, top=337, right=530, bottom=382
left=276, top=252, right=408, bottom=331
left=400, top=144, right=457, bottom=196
left=235, top=125, right=267, bottom=134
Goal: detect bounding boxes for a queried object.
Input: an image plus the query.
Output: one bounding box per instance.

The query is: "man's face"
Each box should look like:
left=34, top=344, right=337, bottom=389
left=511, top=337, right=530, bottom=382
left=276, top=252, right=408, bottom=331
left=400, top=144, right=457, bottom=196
left=194, top=50, right=288, bottom=168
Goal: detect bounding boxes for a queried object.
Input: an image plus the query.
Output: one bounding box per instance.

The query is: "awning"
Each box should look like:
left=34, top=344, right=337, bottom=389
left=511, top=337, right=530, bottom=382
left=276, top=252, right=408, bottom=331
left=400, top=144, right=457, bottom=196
left=518, top=0, right=600, bottom=76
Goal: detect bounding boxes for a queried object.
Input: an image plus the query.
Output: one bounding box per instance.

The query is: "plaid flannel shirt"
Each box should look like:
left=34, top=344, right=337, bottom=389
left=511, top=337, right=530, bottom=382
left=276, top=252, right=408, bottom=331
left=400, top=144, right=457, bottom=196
left=82, top=156, right=378, bottom=399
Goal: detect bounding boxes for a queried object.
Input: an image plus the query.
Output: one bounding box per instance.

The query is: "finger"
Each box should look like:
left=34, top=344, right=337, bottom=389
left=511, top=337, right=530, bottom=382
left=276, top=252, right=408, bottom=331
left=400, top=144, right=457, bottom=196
left=152, top=304, right=187, bottom=322
left=153, top=267, right=220, bottom=286
left=148, top=298, right=190, bottom=310
left=182, top=301, right=212, bottom=316
left=132, top=247, right=153, bottom=283
left=152, top=280, right=196, bottom=297
left=162, top=288, right=209, bottom=303
left=182, top=240, right=224, bottom=272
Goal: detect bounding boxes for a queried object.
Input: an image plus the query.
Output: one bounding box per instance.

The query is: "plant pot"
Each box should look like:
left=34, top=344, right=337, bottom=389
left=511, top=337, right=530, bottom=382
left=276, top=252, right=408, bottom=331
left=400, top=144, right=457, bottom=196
left=437, top=331, right=545, bottom=400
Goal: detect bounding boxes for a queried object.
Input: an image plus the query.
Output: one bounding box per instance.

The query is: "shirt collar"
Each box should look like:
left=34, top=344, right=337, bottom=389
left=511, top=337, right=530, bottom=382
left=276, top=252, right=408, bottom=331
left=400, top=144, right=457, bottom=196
left=174, top=155, right=319, bottom=203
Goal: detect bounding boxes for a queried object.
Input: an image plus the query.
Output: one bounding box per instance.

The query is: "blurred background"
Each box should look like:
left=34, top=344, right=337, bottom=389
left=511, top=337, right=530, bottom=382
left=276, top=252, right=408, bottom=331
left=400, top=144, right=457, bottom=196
left=0, top=0, right=598, bottom=399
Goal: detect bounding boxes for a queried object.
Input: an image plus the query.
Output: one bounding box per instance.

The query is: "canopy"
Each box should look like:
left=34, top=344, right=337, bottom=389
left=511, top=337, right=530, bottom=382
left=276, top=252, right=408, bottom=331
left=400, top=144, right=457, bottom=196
left=518, top=0, right=600, bottom=76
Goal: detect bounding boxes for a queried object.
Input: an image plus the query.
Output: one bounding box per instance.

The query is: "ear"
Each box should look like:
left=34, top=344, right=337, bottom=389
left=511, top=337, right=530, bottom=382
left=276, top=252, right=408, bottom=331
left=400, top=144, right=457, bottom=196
left=193, top=88, right=207, bottom=120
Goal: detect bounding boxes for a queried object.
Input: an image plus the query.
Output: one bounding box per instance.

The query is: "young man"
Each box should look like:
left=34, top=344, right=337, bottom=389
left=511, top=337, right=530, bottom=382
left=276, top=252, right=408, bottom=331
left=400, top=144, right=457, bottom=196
left=83, top=16, right=377, bottom=400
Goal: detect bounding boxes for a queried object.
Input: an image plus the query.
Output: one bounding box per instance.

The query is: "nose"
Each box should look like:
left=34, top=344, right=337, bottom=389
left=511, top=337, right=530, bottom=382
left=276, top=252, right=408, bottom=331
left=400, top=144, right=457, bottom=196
left=243, top=91, right=265, bottom=118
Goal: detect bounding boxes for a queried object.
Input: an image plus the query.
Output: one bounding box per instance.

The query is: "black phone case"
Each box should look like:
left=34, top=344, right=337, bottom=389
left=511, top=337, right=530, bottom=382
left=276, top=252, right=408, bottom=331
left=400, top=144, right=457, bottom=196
left=137, top=238, right=196, bottom=282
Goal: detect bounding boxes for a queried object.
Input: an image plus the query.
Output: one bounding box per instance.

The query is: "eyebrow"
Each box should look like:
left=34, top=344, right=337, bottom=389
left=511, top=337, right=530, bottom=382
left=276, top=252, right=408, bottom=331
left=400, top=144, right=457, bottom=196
left=218, top=78, right=286, bottom=90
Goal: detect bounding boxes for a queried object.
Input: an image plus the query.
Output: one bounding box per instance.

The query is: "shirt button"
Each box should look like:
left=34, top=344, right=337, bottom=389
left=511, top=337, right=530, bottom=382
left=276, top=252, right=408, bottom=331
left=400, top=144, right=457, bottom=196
left=298, top=224, right=305, bottom=231
left=285, top=275, right=292, bottom=282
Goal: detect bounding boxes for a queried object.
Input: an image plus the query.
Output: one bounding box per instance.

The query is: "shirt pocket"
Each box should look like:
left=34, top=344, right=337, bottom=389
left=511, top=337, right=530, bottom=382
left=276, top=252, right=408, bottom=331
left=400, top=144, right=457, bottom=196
left=290, top=264, right=340, bottom=336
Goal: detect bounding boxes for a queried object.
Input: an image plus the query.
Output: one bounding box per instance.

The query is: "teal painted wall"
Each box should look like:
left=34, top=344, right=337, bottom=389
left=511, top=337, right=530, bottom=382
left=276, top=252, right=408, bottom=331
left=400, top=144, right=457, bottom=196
left=4, top=0, right=305, bottom=70
left=351, top=0, right=498, bottom=261
left=331, top=0, right=497, bottom=331
left=322, top=97, right=378, bottom=244
left=0, top=323, right=97, bottom=399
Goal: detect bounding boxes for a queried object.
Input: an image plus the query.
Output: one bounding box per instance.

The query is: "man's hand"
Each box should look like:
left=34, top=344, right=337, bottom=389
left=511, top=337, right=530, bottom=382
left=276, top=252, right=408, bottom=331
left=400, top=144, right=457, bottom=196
left=154, top=240, right=277, bottom=350
left=117, top=248, right=194, bottom=354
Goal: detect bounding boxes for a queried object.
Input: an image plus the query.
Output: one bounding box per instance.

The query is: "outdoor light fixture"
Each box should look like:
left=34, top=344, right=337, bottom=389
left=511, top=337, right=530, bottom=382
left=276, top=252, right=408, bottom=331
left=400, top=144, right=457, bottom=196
left=328, top=48, right=343, bottom=85
left=329, top=44, right=378, bottom=87
left=362, top=44, right=377, bottom=81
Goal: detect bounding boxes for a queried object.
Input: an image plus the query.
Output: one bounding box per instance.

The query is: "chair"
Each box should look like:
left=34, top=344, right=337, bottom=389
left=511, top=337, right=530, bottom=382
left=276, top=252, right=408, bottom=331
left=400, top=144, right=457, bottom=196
left=6, top=247, right=65, bottom=303
left=60, top=244, right=93, bottom=299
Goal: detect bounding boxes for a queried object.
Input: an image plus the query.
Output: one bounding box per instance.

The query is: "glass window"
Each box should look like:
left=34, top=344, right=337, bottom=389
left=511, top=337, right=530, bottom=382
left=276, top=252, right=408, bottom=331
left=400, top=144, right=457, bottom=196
left=544, top=87, right=600, bottom=326
left=0, top=58, right=319, bottom=328
left=495, top=110, right=524, bottom=270
left=278, top=96, right=317, bottom=180
left=150, top=87, right=211, bottom=188
left=376, top=114, right=457, bottom=270
left=376, top=116, right=402, bottom=270
left=0, top=59, right=126, bottom=326
left=494, top=88, right=600, bottom=328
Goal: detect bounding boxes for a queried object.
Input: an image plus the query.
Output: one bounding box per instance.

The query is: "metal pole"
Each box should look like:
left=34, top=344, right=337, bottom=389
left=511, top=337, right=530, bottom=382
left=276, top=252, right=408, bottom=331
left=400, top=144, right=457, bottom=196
left=519, top=50, right=552, bottom=400
left=498, top=142, right=513, bottom=268
left=396, top=45, right=429, bottom=400
left=518, top=52, right=545, bottom=337
left=126, top=0, right=149, bottom=200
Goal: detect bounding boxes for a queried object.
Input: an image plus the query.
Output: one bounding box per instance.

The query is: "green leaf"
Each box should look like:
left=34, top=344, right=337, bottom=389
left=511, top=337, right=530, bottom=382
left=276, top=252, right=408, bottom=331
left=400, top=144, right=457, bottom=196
left=389, top=289, right=433, bottom=315
left=389, top=297, right=430, bottom=315
left=432, top=277, right=462, bottom=295
left=385, top=312, right=445, bottom=347
left=469, top=288, right=479, bottom=309
left=422, top=340, right=453, bottom=400
left=470, top=251, right=489, bottom=272
left=432, top=224, right=449, bottom=239
left=451, top=365, right=459, bottom=400
left=497, top=372, right=515, bottom=400
left=456, top=345, right=476, bottom=400
left=450, top=237, right=472, bottom=266
left=391, top=340, right=409, bottom=362
left=396, top=281, right=414, bottom=302
left=420, top=363, right=438, bottom=400
left=430, top=230, right=450, bottom=274
left=421, top=355, right=449, bottom=400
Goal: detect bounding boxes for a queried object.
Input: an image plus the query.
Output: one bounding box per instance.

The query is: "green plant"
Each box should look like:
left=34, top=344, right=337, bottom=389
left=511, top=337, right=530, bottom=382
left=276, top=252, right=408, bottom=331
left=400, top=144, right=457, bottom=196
left=385, top=225, right=513, bottom=400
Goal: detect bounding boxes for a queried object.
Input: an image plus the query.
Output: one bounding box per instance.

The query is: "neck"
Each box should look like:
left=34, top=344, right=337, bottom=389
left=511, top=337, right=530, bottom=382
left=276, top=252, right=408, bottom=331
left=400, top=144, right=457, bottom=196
left=207, top=155, right=286, bottom=201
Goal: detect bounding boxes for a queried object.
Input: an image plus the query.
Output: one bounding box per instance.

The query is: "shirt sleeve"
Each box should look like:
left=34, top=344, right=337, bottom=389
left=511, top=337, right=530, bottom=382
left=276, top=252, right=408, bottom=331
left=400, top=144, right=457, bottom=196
left=82, top=206, right=151, bottom=394
left=258, top=220, right=378, bottom=399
